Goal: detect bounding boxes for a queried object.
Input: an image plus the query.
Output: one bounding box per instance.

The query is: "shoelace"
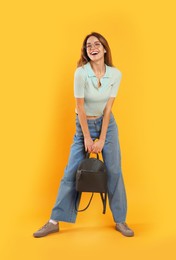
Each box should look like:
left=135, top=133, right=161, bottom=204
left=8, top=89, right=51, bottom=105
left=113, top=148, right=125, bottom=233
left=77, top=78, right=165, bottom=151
left=124, top=223, right=130, bottom=230
left=118, top=222, right=131, bottom=230
left=123, top=222, right=128, bottom=228
left=39, top=222, right=50, bottom=231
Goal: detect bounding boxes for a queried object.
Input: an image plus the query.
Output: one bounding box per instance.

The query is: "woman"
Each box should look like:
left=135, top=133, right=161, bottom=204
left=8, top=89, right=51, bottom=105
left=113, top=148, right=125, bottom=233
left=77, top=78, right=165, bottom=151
left=33, top=32, right=134, bottom=238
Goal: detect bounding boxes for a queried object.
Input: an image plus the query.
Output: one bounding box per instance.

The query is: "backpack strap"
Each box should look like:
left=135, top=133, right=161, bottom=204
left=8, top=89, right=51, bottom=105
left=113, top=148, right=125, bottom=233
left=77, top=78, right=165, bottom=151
left=75, top=191, right=107, bottom=214
left=100, top=192, right=107, bottom=214
left=75, top=192, right=94, bottom=212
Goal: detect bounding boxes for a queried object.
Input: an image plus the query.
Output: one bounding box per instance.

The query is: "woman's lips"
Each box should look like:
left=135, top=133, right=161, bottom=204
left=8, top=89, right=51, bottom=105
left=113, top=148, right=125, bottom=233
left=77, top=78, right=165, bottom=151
left=90, top=51, right=99, bottom=55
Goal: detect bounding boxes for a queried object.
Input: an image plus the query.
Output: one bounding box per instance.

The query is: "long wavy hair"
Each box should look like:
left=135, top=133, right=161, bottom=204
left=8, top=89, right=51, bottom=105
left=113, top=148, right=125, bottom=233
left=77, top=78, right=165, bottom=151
left=77, top=32, right=114, bottom=67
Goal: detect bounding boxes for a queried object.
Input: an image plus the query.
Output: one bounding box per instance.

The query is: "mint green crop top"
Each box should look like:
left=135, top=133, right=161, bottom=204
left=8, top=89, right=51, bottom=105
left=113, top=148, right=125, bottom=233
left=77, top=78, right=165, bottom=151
left=74, top=62, right=122, bottom=116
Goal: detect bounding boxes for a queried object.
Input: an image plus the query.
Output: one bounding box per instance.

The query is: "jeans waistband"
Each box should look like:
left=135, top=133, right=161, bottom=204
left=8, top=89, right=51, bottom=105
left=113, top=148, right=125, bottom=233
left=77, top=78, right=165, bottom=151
left=76, top=113, right=114, bottom=124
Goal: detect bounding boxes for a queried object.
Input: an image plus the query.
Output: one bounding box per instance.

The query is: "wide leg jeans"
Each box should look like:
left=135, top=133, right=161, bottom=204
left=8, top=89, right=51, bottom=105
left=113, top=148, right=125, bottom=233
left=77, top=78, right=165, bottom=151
left=50, top=113, right=127, bottom=223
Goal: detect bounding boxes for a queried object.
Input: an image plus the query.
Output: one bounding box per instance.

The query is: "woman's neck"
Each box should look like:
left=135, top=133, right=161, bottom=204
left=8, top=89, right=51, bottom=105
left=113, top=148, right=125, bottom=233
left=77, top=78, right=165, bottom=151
left=90, top=61, right=106, bottom=76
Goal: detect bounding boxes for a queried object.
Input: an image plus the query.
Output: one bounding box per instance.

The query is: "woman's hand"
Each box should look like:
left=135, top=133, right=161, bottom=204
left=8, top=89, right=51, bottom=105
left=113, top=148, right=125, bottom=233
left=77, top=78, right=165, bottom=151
left=84, top=136, right=94, bottom=153
left=92, top=139, right=105, bottom=154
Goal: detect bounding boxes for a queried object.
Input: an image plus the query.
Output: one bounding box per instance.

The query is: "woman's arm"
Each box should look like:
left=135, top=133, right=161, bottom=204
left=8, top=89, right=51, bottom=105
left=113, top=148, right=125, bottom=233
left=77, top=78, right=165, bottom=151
left=76, top=98, right=94, bottom=153
left=92, top=97, right=115, bottom=153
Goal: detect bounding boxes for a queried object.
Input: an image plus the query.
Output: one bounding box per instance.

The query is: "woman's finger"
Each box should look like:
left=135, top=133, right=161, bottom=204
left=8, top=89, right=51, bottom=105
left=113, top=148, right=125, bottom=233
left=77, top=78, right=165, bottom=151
left=88, top=145, right=92, bottom=152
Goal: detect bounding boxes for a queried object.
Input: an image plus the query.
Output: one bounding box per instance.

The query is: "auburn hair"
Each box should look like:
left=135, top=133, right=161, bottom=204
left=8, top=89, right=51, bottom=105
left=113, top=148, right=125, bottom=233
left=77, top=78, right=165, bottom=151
left=77, top=32, right=114, bottom=67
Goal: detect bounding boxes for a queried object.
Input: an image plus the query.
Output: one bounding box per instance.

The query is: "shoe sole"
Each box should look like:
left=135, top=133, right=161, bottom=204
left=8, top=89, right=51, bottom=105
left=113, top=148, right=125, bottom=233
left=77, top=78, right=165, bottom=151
left=33, top=229, right=59, bottom=238
left=115, top=226, right=134, bottom=237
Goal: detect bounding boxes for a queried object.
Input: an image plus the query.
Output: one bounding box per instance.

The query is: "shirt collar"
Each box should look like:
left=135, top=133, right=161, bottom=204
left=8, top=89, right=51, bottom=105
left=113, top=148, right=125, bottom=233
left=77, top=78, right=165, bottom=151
left=85, top=62, right=111, bottom=78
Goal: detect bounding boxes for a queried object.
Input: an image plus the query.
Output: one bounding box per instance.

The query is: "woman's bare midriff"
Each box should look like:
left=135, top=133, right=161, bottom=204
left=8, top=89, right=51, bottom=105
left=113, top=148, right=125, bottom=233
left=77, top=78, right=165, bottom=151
left=86, top=115, right=101, bottom=120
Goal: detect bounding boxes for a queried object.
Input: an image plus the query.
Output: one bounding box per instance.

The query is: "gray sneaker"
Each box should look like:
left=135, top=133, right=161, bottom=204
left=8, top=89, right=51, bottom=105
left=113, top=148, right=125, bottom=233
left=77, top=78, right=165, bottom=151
left=115, top=222, right=134, bottom=237
left=33, top=221, right=59, bottom=238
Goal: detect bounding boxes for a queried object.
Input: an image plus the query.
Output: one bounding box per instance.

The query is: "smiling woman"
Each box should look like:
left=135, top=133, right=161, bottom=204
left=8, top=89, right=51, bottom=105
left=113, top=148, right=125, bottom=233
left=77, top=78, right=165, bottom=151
left=33, top=32, right=134, bottom=238
left=78, top=32, right=113, bottom=67
left=86, top=39, right=106, bottom=64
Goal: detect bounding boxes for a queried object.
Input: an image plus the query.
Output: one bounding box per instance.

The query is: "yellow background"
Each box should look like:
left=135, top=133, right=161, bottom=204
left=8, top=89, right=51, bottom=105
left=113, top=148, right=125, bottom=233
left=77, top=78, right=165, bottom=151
left=0, top=0, right=176, bottom=259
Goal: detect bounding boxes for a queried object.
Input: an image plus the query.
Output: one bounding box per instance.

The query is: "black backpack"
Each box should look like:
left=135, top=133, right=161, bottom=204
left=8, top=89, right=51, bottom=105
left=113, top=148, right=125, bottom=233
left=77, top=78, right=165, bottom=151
left=75, top=152, right=108, bottom=214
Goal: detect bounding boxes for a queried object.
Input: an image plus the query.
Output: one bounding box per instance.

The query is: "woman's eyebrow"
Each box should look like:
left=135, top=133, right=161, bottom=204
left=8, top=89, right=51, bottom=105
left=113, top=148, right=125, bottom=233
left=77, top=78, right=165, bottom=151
left=86, top=41, right=100, bottom=45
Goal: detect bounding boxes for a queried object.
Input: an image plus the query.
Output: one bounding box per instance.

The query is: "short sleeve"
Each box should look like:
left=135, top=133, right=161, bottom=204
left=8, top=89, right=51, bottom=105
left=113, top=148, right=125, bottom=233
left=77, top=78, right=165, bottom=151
left=110, top=70, right=122, bottom=97
left=74, top=67, right=86, bottom=98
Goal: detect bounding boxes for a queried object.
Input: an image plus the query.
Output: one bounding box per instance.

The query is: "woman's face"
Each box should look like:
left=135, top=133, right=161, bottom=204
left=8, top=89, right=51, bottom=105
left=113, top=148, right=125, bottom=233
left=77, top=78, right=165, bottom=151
left=86, top=36, right=106, bottom=62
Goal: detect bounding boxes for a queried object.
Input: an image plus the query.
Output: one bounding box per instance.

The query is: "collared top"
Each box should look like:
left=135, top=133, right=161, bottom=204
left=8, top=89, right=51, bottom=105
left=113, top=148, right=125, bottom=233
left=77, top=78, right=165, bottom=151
left=74, top=62, right=122, bottom=116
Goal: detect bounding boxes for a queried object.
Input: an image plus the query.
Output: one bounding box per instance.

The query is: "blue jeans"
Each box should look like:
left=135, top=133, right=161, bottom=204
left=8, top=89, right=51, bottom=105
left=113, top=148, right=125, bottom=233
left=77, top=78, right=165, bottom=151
left=50, top=113, right=127, bottom=223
